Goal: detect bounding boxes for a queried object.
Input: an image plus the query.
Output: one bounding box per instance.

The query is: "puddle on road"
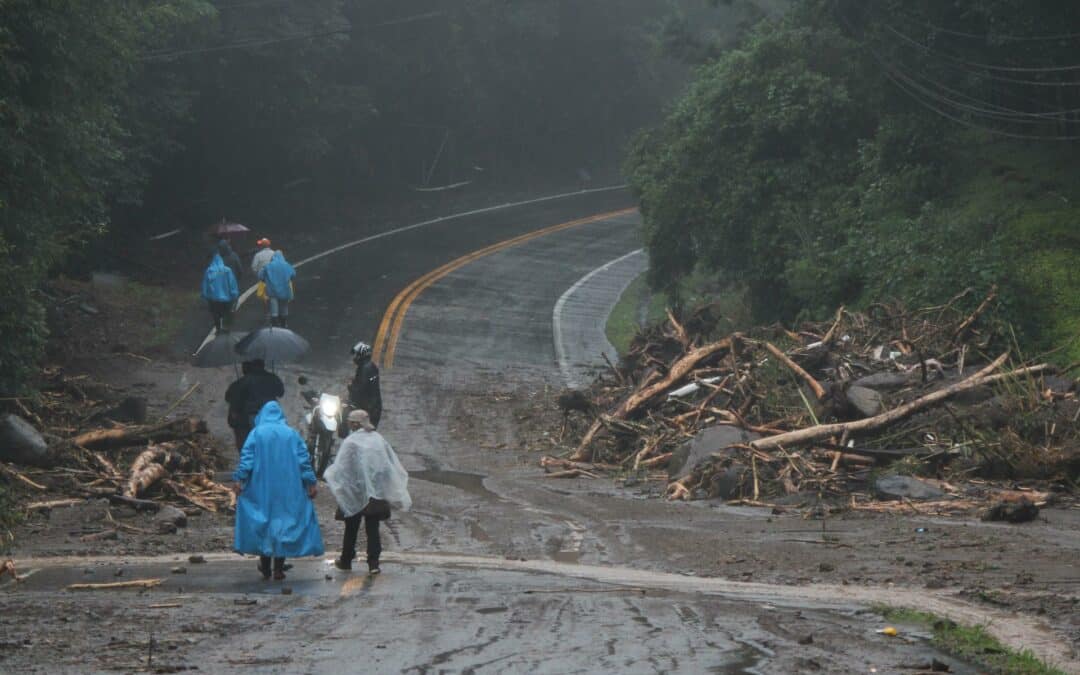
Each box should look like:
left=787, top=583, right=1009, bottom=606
left=411, top=470, right=502, bottom=502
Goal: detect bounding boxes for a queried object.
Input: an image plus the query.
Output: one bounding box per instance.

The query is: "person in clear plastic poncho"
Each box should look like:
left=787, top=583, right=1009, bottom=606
left=324, top=409, right=410, bottom=574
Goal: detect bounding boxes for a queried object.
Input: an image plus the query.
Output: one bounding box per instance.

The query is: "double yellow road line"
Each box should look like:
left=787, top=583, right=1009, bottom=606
left=372, top=207, right=636, bottom=368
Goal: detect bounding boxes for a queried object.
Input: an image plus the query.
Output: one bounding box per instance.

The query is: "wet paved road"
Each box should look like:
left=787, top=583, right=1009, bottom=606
left=7, top=190, right=1071, bottom=672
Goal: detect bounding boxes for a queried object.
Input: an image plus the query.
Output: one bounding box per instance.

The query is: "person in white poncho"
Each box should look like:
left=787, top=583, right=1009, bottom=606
left=324, top=409, right=411, bottom=574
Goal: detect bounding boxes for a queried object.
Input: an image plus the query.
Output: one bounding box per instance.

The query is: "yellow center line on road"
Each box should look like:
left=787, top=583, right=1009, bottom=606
left=373, top=207, right=637, bottom=368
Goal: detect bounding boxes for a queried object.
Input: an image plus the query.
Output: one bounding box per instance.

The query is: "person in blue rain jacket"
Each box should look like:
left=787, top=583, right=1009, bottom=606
left=232, top=401, right=324, bottom=580
left=258, top=250, right=296, bottom=328
left=201, top=253, right=239, bottom=332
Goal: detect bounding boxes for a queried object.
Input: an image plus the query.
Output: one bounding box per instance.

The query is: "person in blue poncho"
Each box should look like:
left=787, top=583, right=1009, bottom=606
left=258, top=250, right=296, bottom=328
left=231, top=401, right=324, bottom=580
left=201, top=253, right=239, bottom=332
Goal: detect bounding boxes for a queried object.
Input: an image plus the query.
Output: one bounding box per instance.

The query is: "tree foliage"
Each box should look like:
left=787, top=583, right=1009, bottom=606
left=627, top=0, right=1080, bottom=356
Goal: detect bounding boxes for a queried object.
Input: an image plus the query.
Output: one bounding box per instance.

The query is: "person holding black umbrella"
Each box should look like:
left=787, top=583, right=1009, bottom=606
left=224, top=359, right=284, bottom=451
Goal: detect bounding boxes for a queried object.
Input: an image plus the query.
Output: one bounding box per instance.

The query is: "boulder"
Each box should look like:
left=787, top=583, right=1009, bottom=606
left=874, top=475, right=945, bottom=501
left=852, top=372, right=915, bottom=391
left=154, top=505, right=188, bottom=533
left=706, top=463, right=749, bottom=500
left=845, top=386, right=885, bottom=418
left=668, top=426, right=761, bottom=480
left=0, top=414, right=51, bottom=467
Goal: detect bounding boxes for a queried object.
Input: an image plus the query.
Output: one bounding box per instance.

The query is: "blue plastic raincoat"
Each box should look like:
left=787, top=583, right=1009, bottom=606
left=232, top=402, right=324, bottom=558
left=259, top=252, right=295, bottom=301
left=201, top=254, right=239, bottom=303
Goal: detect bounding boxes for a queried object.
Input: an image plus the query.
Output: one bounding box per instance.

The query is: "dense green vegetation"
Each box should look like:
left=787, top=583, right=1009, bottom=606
left=0, top=0, right=762, bottom=395
left=627, top=0, right=1080, bottom=359
left=877, top=606, right=1066, bottom=675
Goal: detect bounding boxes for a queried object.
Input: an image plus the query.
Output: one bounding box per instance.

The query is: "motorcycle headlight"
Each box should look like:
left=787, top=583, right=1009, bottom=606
left=320, top=396, right=340, bottom=417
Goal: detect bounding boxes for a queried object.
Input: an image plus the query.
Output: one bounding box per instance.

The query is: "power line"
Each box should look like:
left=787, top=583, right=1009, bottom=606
left=883, top=22, right=1080, bottom=74
left=892, top=10, right=1080, bottom=43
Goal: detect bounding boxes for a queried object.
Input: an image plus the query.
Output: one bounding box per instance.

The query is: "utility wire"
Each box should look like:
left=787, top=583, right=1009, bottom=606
left=891, top=10, right=1080, bottom=43
left=883, top=22, right=1080, bottom=74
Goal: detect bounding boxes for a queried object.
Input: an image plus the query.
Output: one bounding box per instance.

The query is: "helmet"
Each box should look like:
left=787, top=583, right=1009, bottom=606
left=351, top=341, right=372, bottom=364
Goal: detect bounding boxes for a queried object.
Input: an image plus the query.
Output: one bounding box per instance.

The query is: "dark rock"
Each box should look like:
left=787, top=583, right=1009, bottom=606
left=797, top=634, right=814, bottom=645
left=171, top=566, right=187, bottom=575
left=818, top=563, right=835, bottom=573
left=154, top=505, right=188, bottom=531
left=1042, top=375, right=1075, bottom=395
left=668, top=426, right=762, bottom=480
left=100, top=397, right=148, bottom=425
left=981, top=498, right=1039, bottom=523
left=845, top=385, right=884, bottom=418
left=0, top=414, right=51, bottom=467
left=874, top=475, right=945, bottom=501
left=706, top=463, right=749, bottom=500
left=852, top=372, right=915, bottom=391
left=188, top=555, right=206, bottom=564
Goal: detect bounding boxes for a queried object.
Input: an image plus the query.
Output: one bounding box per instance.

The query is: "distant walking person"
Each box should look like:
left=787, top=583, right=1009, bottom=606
left=232, top=401, right=323, bottom=580
left=346, top=341, right=382, bottom=429
left=259, top=250, right=296, bottom=327
left=224, top=359, right=285, bottom=451
left=201, top=252, right=239, bottom=332
left=325, top=409, right=410, bottom=575
left=217, top=239, right=244, bottom=284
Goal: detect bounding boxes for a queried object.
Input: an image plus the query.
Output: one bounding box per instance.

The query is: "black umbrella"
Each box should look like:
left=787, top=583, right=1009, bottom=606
left=235, top=327, right=310, bottom=363
left=192, top=332, right=242, bottom=368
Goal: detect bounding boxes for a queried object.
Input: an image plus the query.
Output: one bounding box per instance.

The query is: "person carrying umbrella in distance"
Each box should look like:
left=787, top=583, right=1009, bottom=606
left=232, top=400, right=324, bottom=580
left=217, top=238, right=244, bottom=284
left=324, top=409, right=410, bottom=575
left=259, top=250, right=296, bottom=328
left=201, top=249, right=239, bottom=332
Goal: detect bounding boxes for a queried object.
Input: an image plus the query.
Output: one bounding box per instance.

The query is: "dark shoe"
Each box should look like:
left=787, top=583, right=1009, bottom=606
left=334, top=558, right=352, bottom=571
left=273, top=570, right=286, bottom=581
left=282, top=563, right=293, bottom=572
left=257, top=561, right=271, bottom=579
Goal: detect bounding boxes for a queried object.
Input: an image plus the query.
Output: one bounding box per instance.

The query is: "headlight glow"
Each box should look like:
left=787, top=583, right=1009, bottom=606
left=319, top=395, right=341, bottom=417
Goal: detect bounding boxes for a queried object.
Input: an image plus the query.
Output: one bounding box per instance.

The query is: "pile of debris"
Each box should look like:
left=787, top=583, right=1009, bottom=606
left=0, top=369, right=232, bottom=521
left=545, top=288, right=1078, bottom=516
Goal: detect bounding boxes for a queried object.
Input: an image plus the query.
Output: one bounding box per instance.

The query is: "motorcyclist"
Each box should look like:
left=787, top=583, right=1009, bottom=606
left=346, top=341, right=382, bottom=429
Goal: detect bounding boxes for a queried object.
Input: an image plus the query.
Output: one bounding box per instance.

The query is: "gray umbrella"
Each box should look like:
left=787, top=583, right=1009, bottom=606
left=192, top=333, right=242, bottom=368
left=234, top=327, right=310, bottom=363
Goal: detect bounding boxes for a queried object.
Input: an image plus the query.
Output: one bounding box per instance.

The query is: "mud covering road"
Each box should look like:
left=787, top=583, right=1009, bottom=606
left=3, top=190, right=1079, bottom=673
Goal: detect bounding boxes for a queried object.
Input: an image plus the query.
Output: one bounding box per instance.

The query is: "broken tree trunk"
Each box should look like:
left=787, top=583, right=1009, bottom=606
left=764, top=342, right=827, bottom=400
left=71, top=417, right=206, bottom=451
left=571, top=335, right=738, bottom=461
left=751, top=354, right=1048, bottom=452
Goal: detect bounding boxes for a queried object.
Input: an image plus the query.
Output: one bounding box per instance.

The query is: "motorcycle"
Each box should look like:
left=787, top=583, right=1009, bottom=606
left=301, top=389, right=342, bottom=478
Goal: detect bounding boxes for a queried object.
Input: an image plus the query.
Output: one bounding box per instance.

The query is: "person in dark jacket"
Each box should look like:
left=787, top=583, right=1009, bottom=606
left=225, top=359, right=285, bottom=451
left=346, top=341, right=381, bottom=429
left=217, top=239, right=244, bottom=285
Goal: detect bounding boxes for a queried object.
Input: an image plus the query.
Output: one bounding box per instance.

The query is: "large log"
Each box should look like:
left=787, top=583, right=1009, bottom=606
left=751, top=354, right=1049, bottom=452
left=571, top=335, right=738, bottom=461
left=71, top=417, right=206, bottom=451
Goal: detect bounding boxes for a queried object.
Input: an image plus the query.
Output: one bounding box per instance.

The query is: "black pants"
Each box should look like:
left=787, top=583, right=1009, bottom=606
left=259, top=556, right=285, bottom=574
left=341, top=513, right=382, bottom=569
left=209, top=301, right=231, bottom=330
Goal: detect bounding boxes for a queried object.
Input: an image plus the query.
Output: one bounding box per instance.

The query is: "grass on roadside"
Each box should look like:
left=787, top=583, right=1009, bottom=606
left=95, top=280, right=195, bottom=351
left=606, top=266, right=754, bottom=357
left=876, top=606, right=1066, bottom=675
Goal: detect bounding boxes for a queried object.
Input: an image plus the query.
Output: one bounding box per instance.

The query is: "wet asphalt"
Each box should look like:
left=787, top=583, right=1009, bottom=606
left=1, top=190, right=1035, bottom=673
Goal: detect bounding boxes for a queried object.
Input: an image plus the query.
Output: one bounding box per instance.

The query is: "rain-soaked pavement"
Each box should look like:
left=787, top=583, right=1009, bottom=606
left=5, top=191, right=1074, bottom=672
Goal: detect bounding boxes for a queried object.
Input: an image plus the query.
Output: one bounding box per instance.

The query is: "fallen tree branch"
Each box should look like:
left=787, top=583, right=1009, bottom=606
left=751, top=354, right=1043, bottom=452
left=764, top=342, right=827, bottom=400
left=71, top=417, right=205, bottom=451
left=572, top=335, right=738, bottom=461
left=66, top=578, right=164, bottom=591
